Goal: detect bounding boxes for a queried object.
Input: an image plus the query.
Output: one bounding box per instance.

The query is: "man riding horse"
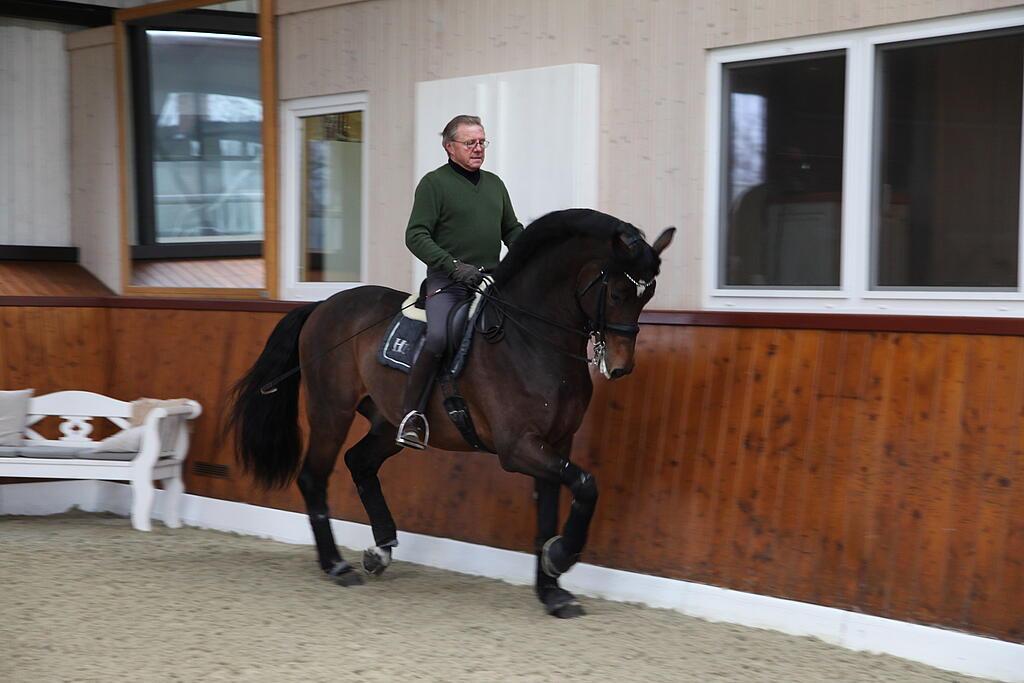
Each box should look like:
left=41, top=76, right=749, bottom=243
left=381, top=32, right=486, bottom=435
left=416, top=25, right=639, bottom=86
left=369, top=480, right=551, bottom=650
left=398, top=114, right=524, bottom=449
left=228, top=122, right=674, bottom=614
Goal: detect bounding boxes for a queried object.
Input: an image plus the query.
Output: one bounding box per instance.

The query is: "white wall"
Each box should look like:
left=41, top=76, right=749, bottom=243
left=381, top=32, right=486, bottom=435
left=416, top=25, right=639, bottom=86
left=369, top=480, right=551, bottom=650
left=412, top=63, right=598, bottom=288
left=68, top=26, right=122, bottom=293
left=0, top=18, right=73, bottom=247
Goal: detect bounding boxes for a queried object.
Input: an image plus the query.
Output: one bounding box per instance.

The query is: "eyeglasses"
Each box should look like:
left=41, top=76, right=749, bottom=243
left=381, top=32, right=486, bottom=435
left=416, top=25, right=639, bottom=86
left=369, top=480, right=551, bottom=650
left=452, top=139, right=489, bottom=149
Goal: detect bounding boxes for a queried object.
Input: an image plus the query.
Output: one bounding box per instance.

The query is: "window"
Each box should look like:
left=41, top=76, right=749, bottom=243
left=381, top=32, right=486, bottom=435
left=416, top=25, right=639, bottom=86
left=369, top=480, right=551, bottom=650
left=128, top=12, right=262, bottom=259
left=875, top=33, right=1021, bottom=289
left=722, top=54, right=845, bottom=288
left=706, top=8, right=1024, bottom=315
left=281, top=93, right=368, bottom=301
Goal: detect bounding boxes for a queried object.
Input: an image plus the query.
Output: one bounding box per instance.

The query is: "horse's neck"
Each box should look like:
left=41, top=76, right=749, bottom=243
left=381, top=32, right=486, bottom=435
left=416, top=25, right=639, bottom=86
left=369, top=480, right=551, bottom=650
left=499, top=240, right=604, bottom=348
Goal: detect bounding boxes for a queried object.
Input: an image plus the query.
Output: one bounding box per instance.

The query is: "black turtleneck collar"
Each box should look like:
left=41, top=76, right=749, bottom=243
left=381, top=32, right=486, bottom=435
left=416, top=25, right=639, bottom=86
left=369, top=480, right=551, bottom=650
left=448, top=158, right=481, bottom=186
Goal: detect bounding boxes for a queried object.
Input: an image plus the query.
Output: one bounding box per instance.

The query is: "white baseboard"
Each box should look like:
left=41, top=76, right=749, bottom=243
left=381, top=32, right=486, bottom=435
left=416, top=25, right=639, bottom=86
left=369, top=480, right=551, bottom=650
left=3, top=480, right=1022, bottom=683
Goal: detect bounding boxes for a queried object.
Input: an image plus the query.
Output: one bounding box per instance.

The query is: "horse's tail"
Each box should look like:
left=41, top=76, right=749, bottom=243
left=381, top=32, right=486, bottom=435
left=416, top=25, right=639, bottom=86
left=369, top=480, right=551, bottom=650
left=227, top=302, right=319, bottom=489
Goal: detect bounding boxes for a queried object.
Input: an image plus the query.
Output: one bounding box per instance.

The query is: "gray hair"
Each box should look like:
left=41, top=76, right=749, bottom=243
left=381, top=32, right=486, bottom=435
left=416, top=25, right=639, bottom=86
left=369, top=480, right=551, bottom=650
left=440, top=115, right=483, bottom=144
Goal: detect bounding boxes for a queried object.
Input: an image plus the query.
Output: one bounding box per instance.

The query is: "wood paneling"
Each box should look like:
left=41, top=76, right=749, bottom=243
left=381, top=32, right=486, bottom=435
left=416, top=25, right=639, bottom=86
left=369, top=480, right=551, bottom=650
left=2, top=303, right=1021, bottom=642
left=0, top=263, right=113, bottom=296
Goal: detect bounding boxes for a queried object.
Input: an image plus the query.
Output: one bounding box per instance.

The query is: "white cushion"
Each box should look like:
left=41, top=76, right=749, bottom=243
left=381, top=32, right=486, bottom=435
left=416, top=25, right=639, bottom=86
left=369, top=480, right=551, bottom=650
left=0, top=389, right=33, bottom=446
left=94, top=425, right=145, bottom=452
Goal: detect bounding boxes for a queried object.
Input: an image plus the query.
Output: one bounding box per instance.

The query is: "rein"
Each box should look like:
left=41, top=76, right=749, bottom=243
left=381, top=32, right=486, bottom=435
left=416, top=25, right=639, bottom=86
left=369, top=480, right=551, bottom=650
left=473, top=266, right=649, bottom=367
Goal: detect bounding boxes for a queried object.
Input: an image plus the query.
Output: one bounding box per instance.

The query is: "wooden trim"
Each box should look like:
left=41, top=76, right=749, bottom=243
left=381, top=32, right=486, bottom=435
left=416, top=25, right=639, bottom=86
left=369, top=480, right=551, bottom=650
left=639, top=310, right=1024, bottom=335
left=5, top=296, right=1024, bottom=335
left=261, top=0, right=280, bottom=299
left=121, top=286, right=268, bottom=299
left=114, top=0, right=217, bottom=23
left=0, top=295, right=300, bottom=312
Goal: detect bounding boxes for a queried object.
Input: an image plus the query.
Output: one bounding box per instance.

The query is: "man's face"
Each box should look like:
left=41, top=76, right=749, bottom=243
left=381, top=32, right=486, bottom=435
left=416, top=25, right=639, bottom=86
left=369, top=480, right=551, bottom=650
left=445, top=124, right=486, bottom=172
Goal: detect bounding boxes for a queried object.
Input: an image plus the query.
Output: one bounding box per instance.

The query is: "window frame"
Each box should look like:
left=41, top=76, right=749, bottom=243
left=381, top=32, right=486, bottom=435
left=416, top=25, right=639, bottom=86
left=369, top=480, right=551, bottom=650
left=127, top=10, right=264, bottom=260
left=703, top=7, right=1024, bottom=316
left=279, top=92, right=370, bottom=302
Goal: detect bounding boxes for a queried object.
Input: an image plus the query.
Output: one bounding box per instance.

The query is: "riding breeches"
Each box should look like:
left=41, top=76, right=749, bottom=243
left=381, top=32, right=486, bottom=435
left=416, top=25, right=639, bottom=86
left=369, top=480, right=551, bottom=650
left=423, top=270, right=472, bottom=356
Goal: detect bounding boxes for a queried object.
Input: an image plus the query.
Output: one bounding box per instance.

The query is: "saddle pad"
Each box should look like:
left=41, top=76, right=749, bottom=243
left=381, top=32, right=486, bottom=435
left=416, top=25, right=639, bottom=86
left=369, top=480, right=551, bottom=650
left=378, top=314, right=426, bottom=373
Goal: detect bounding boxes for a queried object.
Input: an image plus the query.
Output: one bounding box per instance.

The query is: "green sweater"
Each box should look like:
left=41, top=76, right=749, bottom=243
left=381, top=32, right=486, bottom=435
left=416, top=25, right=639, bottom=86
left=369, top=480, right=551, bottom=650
left=405, top=163, right=524, bottom=275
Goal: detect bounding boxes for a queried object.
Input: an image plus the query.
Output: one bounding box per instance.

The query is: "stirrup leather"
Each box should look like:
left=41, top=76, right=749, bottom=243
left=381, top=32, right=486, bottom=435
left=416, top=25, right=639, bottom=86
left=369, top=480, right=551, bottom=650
left=396, top=410, right=429, bottom=449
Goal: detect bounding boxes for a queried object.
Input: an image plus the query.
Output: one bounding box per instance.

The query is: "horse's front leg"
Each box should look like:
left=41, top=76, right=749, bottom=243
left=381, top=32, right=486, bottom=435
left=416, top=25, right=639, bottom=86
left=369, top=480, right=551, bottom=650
left=503, top=433, right=596, bottom=618
left=534, top=477, right=585, bottom=618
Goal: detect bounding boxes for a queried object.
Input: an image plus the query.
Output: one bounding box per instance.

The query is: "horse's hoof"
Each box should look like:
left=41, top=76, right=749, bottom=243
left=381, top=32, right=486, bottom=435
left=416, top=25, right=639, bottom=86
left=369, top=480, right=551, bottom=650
left=551, top=602, right=586, bottom=619
left=326, top=561, right=364, bottom=587
left=362, top=546, right=392, bottom=576
left=539, top=586, right=585, bottom=618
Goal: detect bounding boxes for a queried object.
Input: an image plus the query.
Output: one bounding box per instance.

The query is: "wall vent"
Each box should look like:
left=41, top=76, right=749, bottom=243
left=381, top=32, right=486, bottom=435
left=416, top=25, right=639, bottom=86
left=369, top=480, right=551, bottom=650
left=192, top=461, right=230, bottom=478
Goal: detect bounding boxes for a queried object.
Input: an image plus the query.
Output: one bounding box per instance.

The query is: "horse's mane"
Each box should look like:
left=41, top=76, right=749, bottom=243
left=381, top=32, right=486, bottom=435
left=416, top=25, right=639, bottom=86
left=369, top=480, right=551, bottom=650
left=494, top=208, right=644, bottom=284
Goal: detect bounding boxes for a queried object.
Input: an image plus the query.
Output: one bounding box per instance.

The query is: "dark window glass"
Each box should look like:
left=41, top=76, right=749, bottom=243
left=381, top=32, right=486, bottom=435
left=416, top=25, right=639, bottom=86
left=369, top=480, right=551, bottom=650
left=148, top=30, right=262, bottom=244
left=722, top=54, right=846, bottom=287
left=875, top=32, right=1023, bottom=288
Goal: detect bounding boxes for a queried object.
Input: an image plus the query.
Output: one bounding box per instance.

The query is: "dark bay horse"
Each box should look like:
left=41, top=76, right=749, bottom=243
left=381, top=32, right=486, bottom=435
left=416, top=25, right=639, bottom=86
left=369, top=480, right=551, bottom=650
left=228, top=208, right=674, bottom=617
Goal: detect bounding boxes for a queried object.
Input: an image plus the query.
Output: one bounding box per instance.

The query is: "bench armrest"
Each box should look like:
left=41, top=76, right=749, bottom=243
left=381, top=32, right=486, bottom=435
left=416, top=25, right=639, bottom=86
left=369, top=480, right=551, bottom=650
left=135, top=400, right=202, bottom=466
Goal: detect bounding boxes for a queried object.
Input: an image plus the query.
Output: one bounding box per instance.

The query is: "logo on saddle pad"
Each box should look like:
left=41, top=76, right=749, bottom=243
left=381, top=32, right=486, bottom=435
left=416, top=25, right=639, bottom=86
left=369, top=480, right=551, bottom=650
left=378, top=315, right=425, bottom=372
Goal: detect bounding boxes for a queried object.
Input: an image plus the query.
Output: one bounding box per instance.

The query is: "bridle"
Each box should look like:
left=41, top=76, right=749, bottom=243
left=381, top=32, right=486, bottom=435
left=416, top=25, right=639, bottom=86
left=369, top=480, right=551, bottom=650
left=476, top=264, right=654, bottom=372
left=575, top=267, right=653, bottom=373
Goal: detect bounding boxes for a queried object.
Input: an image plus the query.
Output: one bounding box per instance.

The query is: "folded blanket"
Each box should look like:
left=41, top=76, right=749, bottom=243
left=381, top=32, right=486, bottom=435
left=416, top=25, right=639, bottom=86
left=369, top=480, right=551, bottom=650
left=130, top=398, right=193, bottom=427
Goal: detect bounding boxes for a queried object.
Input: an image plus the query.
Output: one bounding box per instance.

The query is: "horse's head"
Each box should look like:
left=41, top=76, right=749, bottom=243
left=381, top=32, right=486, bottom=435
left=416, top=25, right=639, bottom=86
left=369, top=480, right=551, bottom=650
left=580, top=224, right=675, bottom=379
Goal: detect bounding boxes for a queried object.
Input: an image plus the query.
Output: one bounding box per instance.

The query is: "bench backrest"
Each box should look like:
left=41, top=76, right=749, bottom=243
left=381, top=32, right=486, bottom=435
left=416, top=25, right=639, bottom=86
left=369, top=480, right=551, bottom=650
left=26, top=391, right=134, bottom=445
left=28, top=390, right=132, bottom=418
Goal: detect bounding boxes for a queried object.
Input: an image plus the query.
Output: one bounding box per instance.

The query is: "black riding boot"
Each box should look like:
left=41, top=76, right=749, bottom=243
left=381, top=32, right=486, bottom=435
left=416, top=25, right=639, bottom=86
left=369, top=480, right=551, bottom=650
left=396, top=352, right=442, bottom=450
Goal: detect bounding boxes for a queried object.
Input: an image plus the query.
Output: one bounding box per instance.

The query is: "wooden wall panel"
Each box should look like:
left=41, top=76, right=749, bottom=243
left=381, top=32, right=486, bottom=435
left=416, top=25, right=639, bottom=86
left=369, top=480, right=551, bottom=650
left=2, top=304, right=1021, bottom=642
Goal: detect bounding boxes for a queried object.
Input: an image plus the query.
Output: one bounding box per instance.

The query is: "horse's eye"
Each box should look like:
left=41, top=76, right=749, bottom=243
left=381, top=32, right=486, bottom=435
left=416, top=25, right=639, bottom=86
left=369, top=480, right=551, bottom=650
left=609, top=285, right=629, bottom=304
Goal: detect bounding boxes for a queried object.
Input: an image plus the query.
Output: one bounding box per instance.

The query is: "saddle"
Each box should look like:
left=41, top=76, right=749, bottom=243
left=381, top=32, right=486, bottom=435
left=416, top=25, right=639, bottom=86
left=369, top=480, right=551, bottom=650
left=377, top=277, right=491, bottom=376
left=377, top=277, right=497, bottom=452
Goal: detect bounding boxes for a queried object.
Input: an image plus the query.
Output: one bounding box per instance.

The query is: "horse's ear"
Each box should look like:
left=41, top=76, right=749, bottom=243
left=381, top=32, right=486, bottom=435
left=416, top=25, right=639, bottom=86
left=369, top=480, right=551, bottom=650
left=651, top=227, right=676, bottom=255
left=616, top=229, right=643, bottom=257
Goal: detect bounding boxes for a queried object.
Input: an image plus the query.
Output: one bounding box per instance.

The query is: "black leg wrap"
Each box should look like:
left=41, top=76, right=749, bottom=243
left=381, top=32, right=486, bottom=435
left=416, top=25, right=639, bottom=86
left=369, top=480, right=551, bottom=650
left=555, top=461, right=598, bottom=564
left=308, top=511, right=342, bottom=571
left=541, top=535, right=580, bottom=578
left=352, top=477, right=398, bottom=547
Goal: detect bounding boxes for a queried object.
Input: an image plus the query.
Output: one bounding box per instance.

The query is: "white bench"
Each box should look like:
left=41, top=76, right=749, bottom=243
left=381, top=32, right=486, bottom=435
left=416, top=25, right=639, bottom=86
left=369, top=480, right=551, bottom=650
left=0, top=390, right=202, bottom=531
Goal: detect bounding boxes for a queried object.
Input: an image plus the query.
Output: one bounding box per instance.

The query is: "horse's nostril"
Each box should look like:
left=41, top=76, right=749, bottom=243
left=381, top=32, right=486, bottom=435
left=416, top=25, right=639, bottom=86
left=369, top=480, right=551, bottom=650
left=610, top=368, right=629, bottom=379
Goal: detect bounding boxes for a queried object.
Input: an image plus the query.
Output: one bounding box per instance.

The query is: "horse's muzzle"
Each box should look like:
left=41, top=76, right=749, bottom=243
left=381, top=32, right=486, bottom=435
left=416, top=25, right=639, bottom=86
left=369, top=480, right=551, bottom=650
left=608, top=366, right=632, bottom=380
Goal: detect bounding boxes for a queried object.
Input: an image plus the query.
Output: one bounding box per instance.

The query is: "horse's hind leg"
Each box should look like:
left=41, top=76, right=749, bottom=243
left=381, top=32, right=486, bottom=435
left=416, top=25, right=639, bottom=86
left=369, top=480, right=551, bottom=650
left=297, top=414, right=364, bottom=586
left=346, top=398, right=403, bottom=576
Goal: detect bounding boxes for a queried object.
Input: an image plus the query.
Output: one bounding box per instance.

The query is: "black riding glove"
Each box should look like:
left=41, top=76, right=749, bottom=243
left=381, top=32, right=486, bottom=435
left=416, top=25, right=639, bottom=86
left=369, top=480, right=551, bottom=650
left=451, top=261, right=484, bottom=287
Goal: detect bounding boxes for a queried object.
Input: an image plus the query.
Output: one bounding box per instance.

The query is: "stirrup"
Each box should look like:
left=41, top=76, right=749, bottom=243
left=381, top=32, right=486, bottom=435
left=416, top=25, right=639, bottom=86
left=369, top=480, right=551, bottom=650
left=396, top=410, right=429, bottom=450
